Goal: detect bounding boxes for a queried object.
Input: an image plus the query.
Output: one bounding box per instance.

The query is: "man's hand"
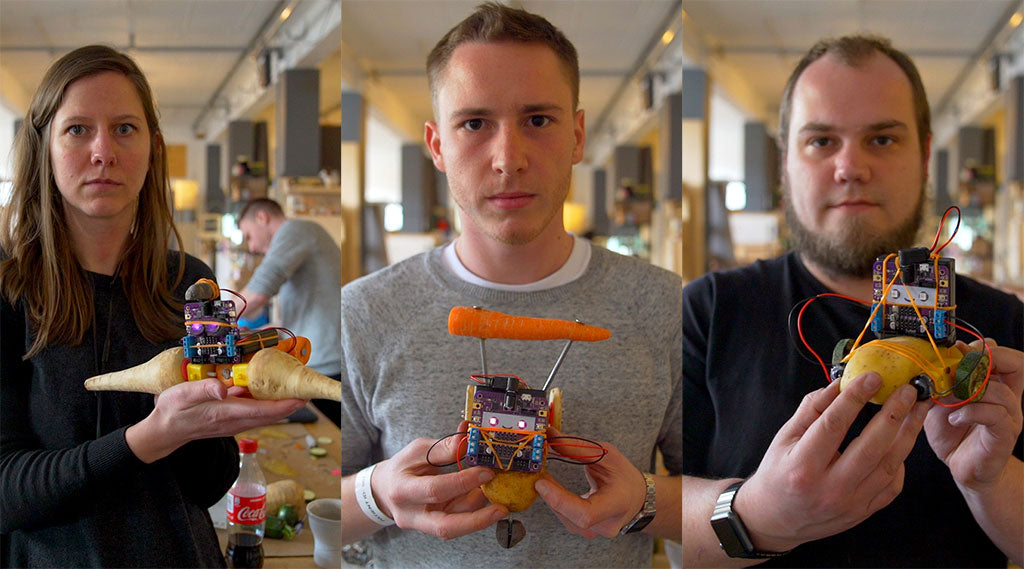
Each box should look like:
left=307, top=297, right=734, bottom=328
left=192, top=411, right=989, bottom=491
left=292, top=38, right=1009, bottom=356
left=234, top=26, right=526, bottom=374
left=533, top=427, right=645, bottom=539
left=734, top=372, right=929, bottom=553
left=925, top=339, right=1023, bottom=491
left=126, top=378, right=306, bottom=463
left=924, top=339, right=1024, bottom=564
left=370, top=421, right=509, bottom=540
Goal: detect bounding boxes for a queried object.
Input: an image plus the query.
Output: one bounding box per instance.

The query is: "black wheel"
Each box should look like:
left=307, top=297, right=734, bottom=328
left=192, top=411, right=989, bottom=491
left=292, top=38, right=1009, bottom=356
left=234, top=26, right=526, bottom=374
left=909, top=375, right=933, bottom=401
left=830, top=363, right=846, bottom=382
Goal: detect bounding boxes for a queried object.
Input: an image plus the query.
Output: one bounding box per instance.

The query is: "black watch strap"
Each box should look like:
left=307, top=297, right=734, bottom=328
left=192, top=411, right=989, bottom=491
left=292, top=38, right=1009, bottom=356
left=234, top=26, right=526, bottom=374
left=710, top=480, right=790, bottom=559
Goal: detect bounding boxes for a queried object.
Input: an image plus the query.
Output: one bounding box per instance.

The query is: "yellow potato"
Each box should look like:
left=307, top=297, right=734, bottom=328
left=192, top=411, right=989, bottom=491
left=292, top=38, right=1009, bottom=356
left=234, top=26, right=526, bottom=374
left=839, top=336, right=962, bottom=404
left=469, top=388, right=561, bottom=513
left=481, top=470, right=542, bottom=513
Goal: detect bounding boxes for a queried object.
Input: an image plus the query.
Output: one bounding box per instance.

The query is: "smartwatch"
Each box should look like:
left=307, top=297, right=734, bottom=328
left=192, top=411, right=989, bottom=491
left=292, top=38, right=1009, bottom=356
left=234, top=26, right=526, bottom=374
left=710, top=480, right=790, bottom=559
left=619, top=473, right=657, bottom=534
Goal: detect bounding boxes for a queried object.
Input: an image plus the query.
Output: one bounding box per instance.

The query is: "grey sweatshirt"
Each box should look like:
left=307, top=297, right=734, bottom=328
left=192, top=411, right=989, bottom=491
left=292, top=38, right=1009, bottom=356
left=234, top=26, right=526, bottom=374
left=246, top=218, right=341, bottom=375
left=340, top=244, right=681, bottom=568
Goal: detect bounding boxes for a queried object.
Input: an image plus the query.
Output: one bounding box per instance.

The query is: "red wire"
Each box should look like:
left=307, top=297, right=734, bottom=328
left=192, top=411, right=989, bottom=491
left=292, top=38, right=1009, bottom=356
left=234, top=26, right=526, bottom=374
left=798, top=293, right=870, bottom=383
left=546, top=441, right=608, bottom=461
left=930, top=206, right=961, bottom=255
left=455, top=433, right=468, bottom=471
left=798, top=293, right=994, bottom=405
left=796, top=206, right=991, bottom=405
left=469, top=373, right=529, bottom=388
left=931, top=324, right=994, bottom=408
left=220, top=287, right=248, bottom=318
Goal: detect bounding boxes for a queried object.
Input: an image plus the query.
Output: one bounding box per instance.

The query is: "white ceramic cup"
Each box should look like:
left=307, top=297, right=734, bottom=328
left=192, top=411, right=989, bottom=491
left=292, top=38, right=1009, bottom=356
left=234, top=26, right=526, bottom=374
left=306, top=498, right=342, bottom=568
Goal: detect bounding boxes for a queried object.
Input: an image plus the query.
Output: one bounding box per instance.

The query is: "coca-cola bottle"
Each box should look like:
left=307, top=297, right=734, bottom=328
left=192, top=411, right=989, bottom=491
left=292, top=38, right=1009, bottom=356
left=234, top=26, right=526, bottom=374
left=225, top=438, right=266, bottom=568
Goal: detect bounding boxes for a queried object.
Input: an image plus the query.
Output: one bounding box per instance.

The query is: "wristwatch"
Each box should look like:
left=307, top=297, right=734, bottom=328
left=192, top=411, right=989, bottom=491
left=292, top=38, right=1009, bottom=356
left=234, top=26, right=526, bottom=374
left=710, top=480, right=790, bottom=559
left=619, top=473, right=657, bottom=535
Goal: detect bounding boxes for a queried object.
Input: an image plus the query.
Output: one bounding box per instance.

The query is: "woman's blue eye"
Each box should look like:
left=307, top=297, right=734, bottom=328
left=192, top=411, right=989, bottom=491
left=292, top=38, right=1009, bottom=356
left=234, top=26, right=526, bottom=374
left=68, top=125, right=86, bottom=136
left=116, top=124, right=136, bottom=135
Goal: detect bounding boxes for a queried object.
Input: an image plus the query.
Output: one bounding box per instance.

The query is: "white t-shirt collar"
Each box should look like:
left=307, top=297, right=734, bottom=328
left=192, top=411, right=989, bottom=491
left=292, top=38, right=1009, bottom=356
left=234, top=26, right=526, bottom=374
left=442, top=234, right=591, bottom=292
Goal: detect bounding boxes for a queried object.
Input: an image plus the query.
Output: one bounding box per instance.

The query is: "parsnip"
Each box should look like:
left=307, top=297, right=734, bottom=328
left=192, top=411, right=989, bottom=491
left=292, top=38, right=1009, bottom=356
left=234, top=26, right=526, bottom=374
left=84, top=345, right=342, bottom=402
left=241, top=348, right=341, bottom=402
left=266, top=479, right=306, bottom=521
left=84, top=347, right=184, bottom=395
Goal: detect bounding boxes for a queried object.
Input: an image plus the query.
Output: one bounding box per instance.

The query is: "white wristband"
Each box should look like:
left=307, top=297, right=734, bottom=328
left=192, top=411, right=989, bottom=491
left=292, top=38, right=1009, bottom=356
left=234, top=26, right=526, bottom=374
left=355, top=463, right=395, bottom=527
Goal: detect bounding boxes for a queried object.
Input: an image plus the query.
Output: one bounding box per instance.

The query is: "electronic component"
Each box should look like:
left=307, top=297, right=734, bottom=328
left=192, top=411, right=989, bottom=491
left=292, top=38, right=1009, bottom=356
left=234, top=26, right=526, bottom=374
left=870, top=246, right=956, bottom=345
left=464, top=375, right=548, bottom=473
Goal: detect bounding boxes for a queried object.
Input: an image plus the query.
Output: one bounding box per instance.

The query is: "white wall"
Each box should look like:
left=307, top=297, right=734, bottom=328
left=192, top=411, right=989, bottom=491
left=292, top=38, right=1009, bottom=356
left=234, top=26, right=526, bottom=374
left=708, top=88, right=747, bottom=183
left=364, top=109, right=404, bottom=204
left=0, top=102, right=18, bottom=183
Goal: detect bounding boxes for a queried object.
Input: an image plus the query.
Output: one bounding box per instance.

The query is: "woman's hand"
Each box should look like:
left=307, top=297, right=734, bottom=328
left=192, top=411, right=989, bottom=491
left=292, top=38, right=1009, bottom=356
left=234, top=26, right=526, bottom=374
left=125, top=378, right=306, bottom=463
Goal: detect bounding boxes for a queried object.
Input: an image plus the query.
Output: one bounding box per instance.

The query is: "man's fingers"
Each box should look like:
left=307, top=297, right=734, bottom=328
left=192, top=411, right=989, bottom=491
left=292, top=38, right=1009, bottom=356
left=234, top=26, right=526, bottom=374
left=535, top=477, right=619, bottom=532
left=442, top=487, right=491, bottom=514
left=850, top=399, right=928, bottom=504
left=778, top=381, right=840, bottom=443
left=834, top=384, right=918, bottom=479
left=948, top=397, right=1018, bottom=436
left=430, top=421, right=472, bottom=465
left=986, top=345, right=1023, bottom=398
left=402, top=466, right=495, bottom=505
left=792, top=372, right=880, bottom=469
left=410, top=504, right=508, bottom=541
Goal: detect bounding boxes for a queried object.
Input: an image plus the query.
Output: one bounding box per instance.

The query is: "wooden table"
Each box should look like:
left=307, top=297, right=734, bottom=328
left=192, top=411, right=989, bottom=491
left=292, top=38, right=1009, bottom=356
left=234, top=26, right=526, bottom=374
left=216, top=405, right=341, bottom=569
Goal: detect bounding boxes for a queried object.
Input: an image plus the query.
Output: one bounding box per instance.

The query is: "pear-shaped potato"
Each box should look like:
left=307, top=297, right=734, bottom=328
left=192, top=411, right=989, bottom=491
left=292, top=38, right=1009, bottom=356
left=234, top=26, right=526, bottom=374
left=482, top=470, right=542, bottom=513
left=840, top=336, right=962, bottom=404
left=477, top=388, right=561, bottom=512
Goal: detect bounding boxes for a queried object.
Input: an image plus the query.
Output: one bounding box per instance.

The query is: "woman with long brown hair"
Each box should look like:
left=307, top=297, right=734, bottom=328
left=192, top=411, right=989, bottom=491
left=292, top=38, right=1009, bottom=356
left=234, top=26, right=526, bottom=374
left=0, top=45, right=305, bottom=567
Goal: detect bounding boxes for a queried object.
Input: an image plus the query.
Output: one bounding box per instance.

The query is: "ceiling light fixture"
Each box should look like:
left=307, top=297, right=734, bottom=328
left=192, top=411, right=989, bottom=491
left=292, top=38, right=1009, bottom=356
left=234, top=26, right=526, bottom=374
left=662, top=29, right=676, bottom=45
left=1010, top=12, right=1022, bottom=28
left=280, top=6, right=293, bottom=21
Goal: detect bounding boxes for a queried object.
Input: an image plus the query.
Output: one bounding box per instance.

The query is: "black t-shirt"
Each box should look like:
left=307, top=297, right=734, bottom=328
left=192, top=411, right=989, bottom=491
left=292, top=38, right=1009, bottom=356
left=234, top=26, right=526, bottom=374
left=1, top=252, right=238, bottom=568
left=683, top=251, right=1024, bottom=568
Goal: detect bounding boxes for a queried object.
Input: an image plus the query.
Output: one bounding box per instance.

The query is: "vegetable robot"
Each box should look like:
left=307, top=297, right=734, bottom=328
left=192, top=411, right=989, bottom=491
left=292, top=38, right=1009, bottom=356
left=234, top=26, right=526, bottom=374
left=427, top=306, right=609, bottom=548
left=84, top=278, right=341, bottom=402
left=796, top=207, right=991, bottom=408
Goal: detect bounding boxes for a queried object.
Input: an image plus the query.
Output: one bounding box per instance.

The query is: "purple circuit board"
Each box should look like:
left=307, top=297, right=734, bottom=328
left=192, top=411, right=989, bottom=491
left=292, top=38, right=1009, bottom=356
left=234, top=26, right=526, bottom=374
left=464, top=377, right=548, bottom=473
left=870, top=253, right=955, bottom=345
left=182, top=300, right=240, bottom=364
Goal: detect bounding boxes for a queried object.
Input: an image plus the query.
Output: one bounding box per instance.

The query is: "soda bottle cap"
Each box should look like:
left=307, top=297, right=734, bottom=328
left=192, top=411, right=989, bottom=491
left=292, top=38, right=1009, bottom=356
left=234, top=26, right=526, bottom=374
left=238, top=438, right=258, bottom=453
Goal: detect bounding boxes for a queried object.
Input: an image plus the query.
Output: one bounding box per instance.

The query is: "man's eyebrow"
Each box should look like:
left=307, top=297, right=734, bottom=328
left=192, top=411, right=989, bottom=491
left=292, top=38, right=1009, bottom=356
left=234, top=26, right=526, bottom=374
left=521, top=103, right=564, bottom=114
left=865, top=120, right=909, bottom=132
left=797, top=122, right=833, bottom=134
left=797, top=120, right=909, bottom=134
left=448, top=103, right=566, bottom=122
left=449, top=108, right=493, bottom=122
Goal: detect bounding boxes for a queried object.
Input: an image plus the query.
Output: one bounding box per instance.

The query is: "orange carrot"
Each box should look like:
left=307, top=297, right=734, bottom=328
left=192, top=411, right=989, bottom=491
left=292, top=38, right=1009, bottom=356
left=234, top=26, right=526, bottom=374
left=447, top=306, right=610, bottom=342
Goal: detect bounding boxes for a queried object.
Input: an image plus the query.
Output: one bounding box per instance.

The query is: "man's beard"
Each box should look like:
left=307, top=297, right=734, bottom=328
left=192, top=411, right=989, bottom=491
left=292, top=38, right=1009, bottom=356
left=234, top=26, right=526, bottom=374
left=783, top=184, right=924, bottom=279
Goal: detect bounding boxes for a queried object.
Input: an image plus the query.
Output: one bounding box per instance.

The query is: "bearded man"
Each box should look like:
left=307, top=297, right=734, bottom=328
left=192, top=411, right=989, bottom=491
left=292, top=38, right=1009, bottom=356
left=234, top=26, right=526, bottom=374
left=682, top=35, right=1023, bottom=568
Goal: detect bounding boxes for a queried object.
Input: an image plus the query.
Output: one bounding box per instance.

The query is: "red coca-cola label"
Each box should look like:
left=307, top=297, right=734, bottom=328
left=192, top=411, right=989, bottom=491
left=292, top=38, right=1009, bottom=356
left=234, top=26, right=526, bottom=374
left=227, top=491, right=266, bottom=525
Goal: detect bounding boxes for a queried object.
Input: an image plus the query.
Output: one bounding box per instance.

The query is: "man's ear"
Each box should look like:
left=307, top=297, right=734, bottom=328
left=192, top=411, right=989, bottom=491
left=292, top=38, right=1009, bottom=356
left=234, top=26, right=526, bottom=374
left=256, top=210, right=271, bottom=225
left=571, top=109, right=585, bottom=165
left=424, top=121, right=446, bottom=172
